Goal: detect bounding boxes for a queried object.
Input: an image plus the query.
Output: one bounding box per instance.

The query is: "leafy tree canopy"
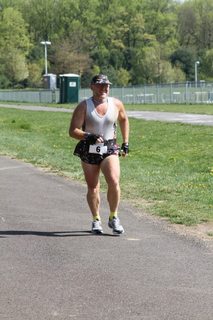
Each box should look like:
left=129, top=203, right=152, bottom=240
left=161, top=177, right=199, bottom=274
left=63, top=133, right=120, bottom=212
left=0, top=0, right=212, bottom=88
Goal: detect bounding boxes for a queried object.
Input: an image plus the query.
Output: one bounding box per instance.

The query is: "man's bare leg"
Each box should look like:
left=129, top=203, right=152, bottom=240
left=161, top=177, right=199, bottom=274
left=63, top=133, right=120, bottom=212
left=81, top=161, right=101, bottom=218
left=101, top=155, right=124, bottom=234
left=101, top=155, right=120, bottom=213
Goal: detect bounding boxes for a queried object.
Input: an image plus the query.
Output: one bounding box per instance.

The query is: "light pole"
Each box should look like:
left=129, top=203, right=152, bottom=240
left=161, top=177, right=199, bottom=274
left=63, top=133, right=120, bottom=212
left=40, top=41, right=51, bottom=75
left=195, top=61, right=200, bottom=88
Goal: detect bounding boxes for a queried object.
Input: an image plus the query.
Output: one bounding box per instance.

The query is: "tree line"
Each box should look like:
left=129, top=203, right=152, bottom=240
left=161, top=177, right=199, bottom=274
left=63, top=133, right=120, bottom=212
left=0, top=0, right=212, bottom=88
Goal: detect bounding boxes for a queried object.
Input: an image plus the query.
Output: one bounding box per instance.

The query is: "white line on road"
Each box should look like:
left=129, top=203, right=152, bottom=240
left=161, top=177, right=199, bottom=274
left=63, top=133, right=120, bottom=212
left=0, top=165, right=26, bottom=171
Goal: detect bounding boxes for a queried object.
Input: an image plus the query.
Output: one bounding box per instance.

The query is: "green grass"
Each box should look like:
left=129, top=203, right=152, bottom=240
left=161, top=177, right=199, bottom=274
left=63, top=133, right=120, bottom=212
left=0, top=107, right=212, bottom=226
left=207, top=232, right=213, bottom=237
left=125, top=103, right=213, bottom=115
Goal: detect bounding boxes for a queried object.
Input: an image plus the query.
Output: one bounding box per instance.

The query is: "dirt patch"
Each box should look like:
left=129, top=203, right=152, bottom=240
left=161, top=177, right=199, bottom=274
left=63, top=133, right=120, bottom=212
left=169, top=221, right=213, bottom=242
left=128, top=199, right=213, bottom=249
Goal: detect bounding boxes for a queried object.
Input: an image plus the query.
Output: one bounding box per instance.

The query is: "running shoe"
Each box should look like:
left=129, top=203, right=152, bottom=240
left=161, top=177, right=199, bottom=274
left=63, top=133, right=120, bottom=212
left=108, top=217, right=124, bottom=235
left=91, top=219, right=103, bottom=234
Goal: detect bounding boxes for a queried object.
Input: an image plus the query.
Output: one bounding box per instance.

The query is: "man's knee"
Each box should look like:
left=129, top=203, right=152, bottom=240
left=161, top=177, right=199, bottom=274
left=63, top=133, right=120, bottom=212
left=87, top=185, right=100, bottom=195
left=107, top=178, right=120, bottom=191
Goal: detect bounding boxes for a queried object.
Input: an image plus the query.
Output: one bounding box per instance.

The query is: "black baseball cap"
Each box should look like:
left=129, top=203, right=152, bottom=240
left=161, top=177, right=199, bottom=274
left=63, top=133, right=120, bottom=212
left=91, top=74, right=112, bottom=85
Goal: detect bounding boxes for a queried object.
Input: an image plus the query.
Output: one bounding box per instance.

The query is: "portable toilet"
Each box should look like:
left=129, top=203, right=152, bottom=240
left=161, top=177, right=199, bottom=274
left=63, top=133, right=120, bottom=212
left=43, top=74, right=57, bottom=90
left=59, top=73, right=80, bottom=103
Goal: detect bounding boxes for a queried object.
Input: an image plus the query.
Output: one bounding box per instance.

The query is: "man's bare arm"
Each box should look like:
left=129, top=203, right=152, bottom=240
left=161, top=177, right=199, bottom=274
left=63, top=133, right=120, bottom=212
left=116, top=99, right=129, bottom=144
left=69, top=101, right=86, bottom=140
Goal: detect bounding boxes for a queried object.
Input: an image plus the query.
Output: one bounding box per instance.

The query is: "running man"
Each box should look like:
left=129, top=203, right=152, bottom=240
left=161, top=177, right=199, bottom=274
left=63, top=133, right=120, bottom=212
left=69, top=74, right=129, bottom=235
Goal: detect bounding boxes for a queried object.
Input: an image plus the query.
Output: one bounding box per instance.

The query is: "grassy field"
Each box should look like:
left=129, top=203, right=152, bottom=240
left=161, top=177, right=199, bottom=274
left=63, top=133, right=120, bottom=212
left=125, top=103, right=213, bottom=114
left=0, top=106, right=212, bottom=228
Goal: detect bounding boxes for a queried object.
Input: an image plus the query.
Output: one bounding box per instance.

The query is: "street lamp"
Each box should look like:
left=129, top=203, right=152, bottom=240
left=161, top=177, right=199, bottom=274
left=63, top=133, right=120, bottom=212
left=195, top=61, right=200, bottom=88
left=40, top=41, right=51, bottom=75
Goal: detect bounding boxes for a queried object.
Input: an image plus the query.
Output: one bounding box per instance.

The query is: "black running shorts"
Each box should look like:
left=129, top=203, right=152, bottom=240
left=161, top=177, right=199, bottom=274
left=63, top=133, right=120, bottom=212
left=73, top=139, right=119, bottom=165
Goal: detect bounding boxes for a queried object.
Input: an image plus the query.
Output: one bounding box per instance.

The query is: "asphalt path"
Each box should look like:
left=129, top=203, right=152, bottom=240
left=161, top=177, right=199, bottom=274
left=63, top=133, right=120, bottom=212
left=127, top=110, right=213, bottom=126
left=1, top=103, right=213, bottom=125
left=0, top=156, right=213, bottom=320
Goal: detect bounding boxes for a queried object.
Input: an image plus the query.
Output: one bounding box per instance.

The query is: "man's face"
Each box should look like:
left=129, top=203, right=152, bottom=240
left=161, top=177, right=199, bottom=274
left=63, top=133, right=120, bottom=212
left=91, top=83, right=110, bottom=98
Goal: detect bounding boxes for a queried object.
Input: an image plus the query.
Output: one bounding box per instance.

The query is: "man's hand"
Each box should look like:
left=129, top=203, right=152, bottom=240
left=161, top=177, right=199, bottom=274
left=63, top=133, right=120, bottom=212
left=84, top=133, right=102, bottom=144
left=121, top=143, right=129, bottom=156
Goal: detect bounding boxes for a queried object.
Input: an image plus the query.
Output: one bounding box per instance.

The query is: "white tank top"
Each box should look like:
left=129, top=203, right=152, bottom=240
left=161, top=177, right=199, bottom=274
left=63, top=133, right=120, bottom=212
left=84, top=97, right=118, bottom=140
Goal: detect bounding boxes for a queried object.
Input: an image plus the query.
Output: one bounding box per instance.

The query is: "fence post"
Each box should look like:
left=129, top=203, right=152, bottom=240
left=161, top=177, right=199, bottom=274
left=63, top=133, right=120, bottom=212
left=52, top=89, right=56, bottom=103
left=133, top=86, right=135, bottom=104
left=170, top=83, right=172, bottom=103
left=156, top=84, right=159, bottom=104
left=144, top=85, right=146, bottom=104
left=185, top=82, right=187, bottom=104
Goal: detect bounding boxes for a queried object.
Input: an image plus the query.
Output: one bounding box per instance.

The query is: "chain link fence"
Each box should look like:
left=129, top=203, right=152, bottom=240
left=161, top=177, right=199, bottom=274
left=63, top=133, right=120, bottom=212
left=0, top=82, right=213, bottom=104
left=81, top=82, right=213, bottom=104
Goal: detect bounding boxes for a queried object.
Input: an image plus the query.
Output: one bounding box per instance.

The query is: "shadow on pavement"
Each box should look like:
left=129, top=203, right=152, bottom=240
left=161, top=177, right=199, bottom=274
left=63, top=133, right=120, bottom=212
left=0, top=230, right=116, bottom=237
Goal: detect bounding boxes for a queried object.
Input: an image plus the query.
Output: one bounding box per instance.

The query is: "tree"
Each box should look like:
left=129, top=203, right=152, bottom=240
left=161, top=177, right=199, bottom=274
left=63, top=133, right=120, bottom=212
left=0, top=7, right=30, bottom=87
left=27, top=62, right=43, bottom=88
left=0, top=7, right=30, bottom=54
left=0, top=0, right=212, bottom=87
left=194, top=0, right=213, bottom=51
left=177, top=2, right=197, bottom=47
left=141, top=0, right=177, bottom=44
left=170, top=48, right=196, bottom=80
left=19, top=0, right=61, bottom=42
left=116, top=68, right=131, bottom=86
left=202, top=49, right=213, bottom=79
left=6, top=50, right=29, bottom=83
left=50, top=39, right=92, bottom=76
left=160, top=61, right=186, bottom=83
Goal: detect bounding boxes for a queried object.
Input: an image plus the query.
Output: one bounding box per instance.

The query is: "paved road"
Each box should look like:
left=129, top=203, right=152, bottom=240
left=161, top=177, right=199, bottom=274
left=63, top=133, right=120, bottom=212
left=0, top=156, right=212, bottom=320
left=1, top=103, right=213, bottom=125
left=127, top=110, right=213, bottom=126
